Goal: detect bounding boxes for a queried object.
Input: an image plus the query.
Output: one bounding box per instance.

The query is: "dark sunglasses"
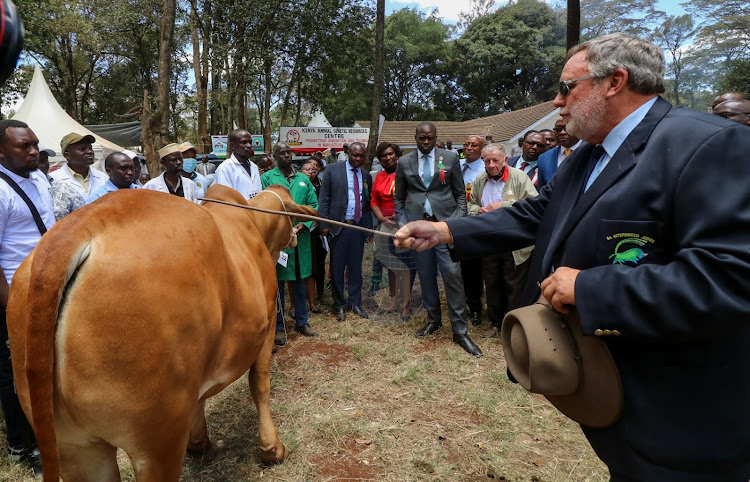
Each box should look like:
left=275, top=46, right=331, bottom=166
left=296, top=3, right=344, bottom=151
left=559, top=74, right=594, bottom=97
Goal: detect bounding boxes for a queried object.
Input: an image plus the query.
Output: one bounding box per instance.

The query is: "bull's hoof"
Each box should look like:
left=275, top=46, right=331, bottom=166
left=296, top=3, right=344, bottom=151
left=186, top=437, right=213, bottom=457
left=260, top=442, right=286, bottom=465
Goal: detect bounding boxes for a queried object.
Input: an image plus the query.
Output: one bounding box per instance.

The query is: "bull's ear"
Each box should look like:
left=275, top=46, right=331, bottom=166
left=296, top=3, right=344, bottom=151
left=285, top=202, right=318, bottom=220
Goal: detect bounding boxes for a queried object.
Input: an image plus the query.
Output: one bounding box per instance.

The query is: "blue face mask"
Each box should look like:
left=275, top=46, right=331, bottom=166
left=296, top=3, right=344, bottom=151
left=182, top=158, right=198, bottom=173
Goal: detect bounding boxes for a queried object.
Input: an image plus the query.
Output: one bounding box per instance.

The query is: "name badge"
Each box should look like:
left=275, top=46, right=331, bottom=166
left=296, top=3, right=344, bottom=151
left=277, top=251, right=288, bottom=267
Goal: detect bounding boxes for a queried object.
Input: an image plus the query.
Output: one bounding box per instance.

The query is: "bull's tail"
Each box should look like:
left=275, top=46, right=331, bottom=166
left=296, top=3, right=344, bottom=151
left=24, top=229, right=92, bottom=482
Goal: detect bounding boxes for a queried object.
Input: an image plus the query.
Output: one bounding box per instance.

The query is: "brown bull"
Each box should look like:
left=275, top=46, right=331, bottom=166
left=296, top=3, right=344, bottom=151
left=6, top=184, right=316, bottom=481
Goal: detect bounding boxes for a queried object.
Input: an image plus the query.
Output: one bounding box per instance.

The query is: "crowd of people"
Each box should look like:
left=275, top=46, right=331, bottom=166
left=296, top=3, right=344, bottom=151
left=1, top=31, right=750, bottom=480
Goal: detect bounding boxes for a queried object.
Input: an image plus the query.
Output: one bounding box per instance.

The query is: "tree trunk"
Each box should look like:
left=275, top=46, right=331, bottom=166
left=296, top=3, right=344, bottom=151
left=566, top=0, right=581, bottom=51
left=190, top=0, right=209, bottom=153
left=62, top=35, right=79, bottom=120
left=141, top=89, right=160, bottom=176
left=156, top=0, right=177, bottom=147
left=237, top=62, right=246, bottom=130
left=366, top=0, right=386, bottom=168
left=263, top=58, right=273, bottom=154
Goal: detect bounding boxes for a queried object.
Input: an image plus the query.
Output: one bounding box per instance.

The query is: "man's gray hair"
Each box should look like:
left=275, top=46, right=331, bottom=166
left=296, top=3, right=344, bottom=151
left=481, top=143, right=506, bottom=157
left=569, top=33, right=666, bottom=96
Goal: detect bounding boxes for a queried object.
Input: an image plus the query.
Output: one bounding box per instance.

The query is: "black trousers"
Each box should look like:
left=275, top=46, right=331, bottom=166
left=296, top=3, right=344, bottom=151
left=460, top=258, right=484, bottom=313
left=0, top=308, right=36, bottom=450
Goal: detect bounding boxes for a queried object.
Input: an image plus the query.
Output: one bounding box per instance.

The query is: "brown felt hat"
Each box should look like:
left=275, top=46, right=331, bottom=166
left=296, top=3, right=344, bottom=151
left=501, top=295, right=623, bottom=428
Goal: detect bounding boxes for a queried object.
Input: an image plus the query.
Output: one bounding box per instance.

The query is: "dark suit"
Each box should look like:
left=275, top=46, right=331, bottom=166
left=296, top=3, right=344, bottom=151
left=536, top=146, right=561, bottom=187
left=394, top=148, right=468, bottom=334
left=318, top=161, right=373, bottom=310
left=446, top=98, right=750, bottom=480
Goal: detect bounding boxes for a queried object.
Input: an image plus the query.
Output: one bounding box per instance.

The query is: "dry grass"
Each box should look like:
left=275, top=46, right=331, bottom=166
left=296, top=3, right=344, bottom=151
left=0, top=247, right=609, bottom=481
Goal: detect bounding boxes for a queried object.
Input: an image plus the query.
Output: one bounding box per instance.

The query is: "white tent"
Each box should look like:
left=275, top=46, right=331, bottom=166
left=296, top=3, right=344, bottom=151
left=12, top=65, right=125, bottom=165
left=308, top=110, right=332, bottom=127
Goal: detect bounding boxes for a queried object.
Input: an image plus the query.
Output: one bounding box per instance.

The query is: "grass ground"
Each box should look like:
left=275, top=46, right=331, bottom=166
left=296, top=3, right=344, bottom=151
left=0, top=246, right=609, bottom=481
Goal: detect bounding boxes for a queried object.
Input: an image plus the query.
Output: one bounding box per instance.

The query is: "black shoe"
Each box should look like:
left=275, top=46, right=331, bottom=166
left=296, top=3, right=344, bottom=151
left=453, top=334, right=483, bottom=356
left=310, top=307, right=323, bottom=314
left=482, top=325, right=501, bottom=338
left=416, top=321, right=442, bottom=337
left=274, top=331, right=287, bottom=346
left=296, top=325, right=319, bottom=337
left=470, top=311, right=482, bottom=326
left=8, top=446, right=42, bottom=478
left=335, top=307, right=346, bottom=321
left=351, top=305, right=369, bottom=319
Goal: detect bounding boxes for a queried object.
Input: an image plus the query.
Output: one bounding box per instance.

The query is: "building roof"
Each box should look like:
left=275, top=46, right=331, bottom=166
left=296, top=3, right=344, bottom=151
left=372, top=101, right=558, bottom=147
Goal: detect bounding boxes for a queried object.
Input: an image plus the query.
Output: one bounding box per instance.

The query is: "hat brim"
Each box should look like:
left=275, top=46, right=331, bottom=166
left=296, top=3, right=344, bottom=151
left=502, top=296, right=623, bottom=428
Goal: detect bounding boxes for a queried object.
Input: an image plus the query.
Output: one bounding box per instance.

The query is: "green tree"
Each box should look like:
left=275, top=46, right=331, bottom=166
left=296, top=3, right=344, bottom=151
left=653, top=15, right=695, bottom=106
left=581, top=0, right=663, bottom=39
left=452, top=0, right=566, bottom=117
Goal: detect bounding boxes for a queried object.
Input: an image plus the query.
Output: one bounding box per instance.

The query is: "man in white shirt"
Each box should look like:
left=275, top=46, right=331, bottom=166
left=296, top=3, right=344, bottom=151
left=49, top=132, right=108, bottom=199
left=0, top=120, right=53, bottom=474
left=143, top=143, right=199, bottom=203
left=459, top=135, right=486, bottom=326
left=337, top=143, right=349, bottom=163
left=214, top=129, right=261, bottom=199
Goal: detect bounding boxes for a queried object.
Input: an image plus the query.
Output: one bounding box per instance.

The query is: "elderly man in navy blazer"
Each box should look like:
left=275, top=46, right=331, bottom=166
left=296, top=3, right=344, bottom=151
left=318, top=142, right=373, bottom=321
left=396, top=33, right=750, bottom=480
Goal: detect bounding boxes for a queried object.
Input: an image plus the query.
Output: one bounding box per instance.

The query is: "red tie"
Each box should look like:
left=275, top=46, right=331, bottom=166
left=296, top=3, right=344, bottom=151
left=520, top=161, right=528, bottom=171
left=352, top=168, right=361, bottom=223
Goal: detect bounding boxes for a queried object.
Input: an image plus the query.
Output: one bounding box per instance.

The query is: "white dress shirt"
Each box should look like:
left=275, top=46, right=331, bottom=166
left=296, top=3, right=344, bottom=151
left=0, top=165, right=56, bottom=286
left=143, top=173, right=199, bottom=203
left=213, top=153, right=261, bottom=199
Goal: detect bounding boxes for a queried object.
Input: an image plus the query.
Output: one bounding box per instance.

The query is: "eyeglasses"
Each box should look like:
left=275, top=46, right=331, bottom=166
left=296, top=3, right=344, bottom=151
left=524, top=141, right=546, bottom=149
left=559, top=74, right=594, bottom=97
left=716, top=111, right=750, bottom=119
left=552, top=127, right=566, bottom=133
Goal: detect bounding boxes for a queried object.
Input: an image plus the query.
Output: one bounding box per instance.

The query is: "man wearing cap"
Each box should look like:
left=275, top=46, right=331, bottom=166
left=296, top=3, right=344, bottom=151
left=179, top=142, right=207, bottom=197
left=0, top=119, right=51, bottom=474
left=214, top=129, right=261, bottom=199
left=143, top=143, right=198, bottom=203
left=50, top=132, right=108, bottom=199
left=337, top=143, right=348, bottom=163
left=86, top=152, right=139, bottom=204
left=396, top=33, right=750, bottom=480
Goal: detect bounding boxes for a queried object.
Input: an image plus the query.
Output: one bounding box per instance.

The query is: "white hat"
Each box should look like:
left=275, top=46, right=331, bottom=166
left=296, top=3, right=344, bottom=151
left=122, top=149, right=138, bottom=160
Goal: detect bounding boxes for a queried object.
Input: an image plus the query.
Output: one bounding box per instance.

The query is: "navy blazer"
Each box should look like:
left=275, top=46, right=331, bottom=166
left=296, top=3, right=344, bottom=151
left=447, top=98, right=750, bottom=479
left=536, top=146, right=561, bottom=187
left=317, top=161, right=372, bottom=236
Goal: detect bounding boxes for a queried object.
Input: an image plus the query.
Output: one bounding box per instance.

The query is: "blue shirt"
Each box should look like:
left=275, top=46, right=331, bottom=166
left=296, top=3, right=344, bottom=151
left=585, top=97, right=658, bottom=191
left=462, top=158, right=485, bottom=187
left=87, top=179, right=139, bottom=204
left=345, top=160, right=364, bottom=220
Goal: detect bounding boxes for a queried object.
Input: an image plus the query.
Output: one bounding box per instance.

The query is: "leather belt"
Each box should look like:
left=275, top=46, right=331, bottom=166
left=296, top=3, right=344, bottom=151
left=344, top=219, right=355, bottom=224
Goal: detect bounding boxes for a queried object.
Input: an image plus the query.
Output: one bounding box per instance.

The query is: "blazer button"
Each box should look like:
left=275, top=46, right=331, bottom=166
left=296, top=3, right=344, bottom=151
left=611, top=330, right=621, bottom=336
left=594, top=329, right=604, bottom=336
left=603, top=329, right=612, bottom=336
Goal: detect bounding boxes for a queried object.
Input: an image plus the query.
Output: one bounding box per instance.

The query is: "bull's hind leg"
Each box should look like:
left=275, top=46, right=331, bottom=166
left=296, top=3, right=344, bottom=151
left=58, top=439, right=120, bottom=482
left=248, top=324, right=285, bottom=464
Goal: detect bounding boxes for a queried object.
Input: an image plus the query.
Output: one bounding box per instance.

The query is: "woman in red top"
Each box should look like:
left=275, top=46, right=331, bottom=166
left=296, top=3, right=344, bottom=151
left=371, top=142, right=414, bottom=320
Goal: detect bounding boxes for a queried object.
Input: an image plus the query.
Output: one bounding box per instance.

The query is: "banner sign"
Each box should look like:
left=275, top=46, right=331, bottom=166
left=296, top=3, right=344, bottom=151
left=279, top=127, right=370, bottom=151
left=211, top=134, right=265, bottom=158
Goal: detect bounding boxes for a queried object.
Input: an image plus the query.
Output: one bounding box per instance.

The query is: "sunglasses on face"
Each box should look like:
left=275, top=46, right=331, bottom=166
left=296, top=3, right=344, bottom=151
left=559, top=73, right=594, bottom=97
left=524, top=141, right=546, bottom=149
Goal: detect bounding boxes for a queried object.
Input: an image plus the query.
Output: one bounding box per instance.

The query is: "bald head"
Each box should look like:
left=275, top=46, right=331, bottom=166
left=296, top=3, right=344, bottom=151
left=712, top=92, right=746, bottom=110
left=713, top=99, right=750, bottom=127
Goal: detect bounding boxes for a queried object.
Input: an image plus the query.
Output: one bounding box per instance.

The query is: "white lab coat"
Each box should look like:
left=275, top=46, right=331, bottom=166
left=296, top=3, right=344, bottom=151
left=143, top=173, right=199, bottom=204
left=49, top=164, right=108, bottom=198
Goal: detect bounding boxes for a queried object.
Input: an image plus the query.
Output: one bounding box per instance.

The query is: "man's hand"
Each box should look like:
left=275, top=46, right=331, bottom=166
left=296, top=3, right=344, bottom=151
left=382, top=216, right=398, bottom=230
left=394, top=221, right=452, bottom=251
left=478, top=201, right=504, bottom=214
left=540, top=267, right=581, bottom=314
